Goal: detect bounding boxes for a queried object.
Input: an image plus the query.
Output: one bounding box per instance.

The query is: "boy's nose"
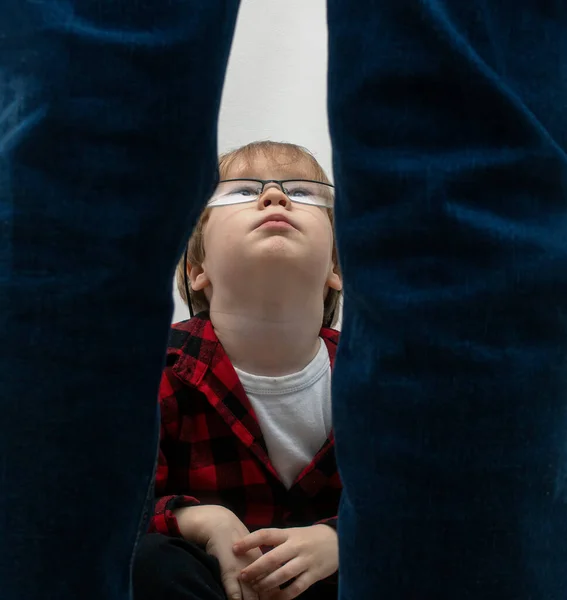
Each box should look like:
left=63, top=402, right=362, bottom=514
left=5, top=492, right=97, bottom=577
left=258, top=185, right=290, bottom=209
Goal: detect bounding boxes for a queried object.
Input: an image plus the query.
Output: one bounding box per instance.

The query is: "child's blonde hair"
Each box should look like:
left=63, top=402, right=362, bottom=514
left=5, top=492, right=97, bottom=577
left=176, top=141, right=342, bottom=328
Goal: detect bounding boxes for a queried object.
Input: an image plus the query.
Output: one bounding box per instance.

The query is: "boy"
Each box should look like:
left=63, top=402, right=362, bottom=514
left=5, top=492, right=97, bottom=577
left=134, top=141, right=343, bottom=600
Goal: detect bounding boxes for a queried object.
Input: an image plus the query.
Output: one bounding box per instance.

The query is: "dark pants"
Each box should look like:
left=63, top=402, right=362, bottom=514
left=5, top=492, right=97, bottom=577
left=2, top=2, right=567, bottom=600
left=133, top=534, right=336, bottom=600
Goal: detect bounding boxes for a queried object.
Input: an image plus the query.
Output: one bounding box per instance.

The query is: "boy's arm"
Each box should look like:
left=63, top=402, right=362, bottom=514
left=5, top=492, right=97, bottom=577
left=147, top=371, right=201, bottom=537
left=147, top=448, right=201, bottom=537
left=147, top=370, right=251, bottom=541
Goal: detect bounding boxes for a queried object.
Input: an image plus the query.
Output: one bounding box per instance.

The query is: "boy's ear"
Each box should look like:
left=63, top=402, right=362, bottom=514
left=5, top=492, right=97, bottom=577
left=188, top=262, right=210, bottom=291
left=326, top=264, right=342, bottom=292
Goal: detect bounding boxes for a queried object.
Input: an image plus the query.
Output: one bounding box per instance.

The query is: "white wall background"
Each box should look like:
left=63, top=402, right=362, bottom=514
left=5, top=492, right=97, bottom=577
left=172, top=0, right=331, bottom=323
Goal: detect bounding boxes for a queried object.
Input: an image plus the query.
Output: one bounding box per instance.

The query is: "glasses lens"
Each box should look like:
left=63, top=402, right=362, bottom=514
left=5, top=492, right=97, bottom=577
left=207, top=180, right=334, bottom=208
left=283, top=181, right=334, bottom=208
left=208, top=180, right=262, bottom=207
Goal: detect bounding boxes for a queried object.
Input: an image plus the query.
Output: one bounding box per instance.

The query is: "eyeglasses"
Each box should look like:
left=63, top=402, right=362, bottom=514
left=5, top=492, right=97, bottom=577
left=207, top=179, right=334, bottom=209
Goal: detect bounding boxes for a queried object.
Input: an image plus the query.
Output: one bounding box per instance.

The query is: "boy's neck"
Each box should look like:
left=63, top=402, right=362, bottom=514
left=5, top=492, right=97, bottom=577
left=209, top=290, right=325, bottom=377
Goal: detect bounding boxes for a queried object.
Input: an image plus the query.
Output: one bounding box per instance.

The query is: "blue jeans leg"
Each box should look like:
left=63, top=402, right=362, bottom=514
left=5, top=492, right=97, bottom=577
left=0, top=2, right=239, bottom=599
left=328, top=1, right=567, bottom=598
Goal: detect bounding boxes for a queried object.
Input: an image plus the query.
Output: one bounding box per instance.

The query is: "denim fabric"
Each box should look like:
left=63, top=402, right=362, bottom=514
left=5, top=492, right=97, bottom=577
left=0, top=2, right=240, bottom=599
left=328, top=1, right=567, bottom=598
left=2, top=1, right=567, bottom=600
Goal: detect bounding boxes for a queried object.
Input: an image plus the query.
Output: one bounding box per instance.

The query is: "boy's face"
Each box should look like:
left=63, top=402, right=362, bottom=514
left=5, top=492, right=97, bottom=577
left=190, top=154, right=342, bottom=302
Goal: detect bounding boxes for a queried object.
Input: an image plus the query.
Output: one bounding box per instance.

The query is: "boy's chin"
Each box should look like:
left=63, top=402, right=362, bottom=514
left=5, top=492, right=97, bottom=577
left=248, top=235, right=306, bottom=258
left=247, top=249, right=307, bottom=268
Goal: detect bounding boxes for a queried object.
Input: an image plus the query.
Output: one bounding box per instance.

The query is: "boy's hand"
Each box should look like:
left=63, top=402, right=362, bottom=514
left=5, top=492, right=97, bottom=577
left=233, top=524, right=338, bottom=600
left=175, top=506, right=263, bottom=600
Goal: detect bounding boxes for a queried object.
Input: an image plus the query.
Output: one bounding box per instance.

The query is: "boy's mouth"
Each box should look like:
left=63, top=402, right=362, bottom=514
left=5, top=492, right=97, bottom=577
left=255, top=213, right=297, bottom=230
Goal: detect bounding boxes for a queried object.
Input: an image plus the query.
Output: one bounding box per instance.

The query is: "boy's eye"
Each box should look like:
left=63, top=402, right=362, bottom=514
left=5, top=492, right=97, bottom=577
left=287, top=187, right=311, bottom=198
left=220, top=183, right=261, bottom=201
left=284, top=183, right=320, bottom=204
left=230, top=184, right=261, bottom=197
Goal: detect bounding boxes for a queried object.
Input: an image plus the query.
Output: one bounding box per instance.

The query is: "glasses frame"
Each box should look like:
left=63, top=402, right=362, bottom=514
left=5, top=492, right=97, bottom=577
left=183, top=178, right=335, bottom=318
left=208, top=178, right=335, bottom=207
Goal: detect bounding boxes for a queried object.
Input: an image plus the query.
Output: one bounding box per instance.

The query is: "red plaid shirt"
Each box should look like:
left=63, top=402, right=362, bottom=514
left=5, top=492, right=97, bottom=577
left=150, top=315, right=342, bottom=538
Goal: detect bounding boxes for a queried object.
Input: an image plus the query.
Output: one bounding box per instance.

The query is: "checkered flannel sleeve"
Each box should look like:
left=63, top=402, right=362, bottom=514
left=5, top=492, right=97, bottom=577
left=148, top=373, right=200, bottom=537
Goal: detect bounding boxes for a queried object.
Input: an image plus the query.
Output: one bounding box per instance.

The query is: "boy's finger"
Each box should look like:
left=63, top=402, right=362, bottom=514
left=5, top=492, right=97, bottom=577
left=221, top=573, right=245, bottom=600
left=252, top=558, right=304, bottom=594
left=241, top=581, right=260, bottom=600
left=273, top=571, right=313, bottom=600
left=234, top=529, right=288, bottom=554
left=241, top=544, right=297, bottom=582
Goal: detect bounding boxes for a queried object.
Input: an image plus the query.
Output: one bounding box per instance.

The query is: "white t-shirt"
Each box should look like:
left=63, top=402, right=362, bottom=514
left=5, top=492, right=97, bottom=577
left=234, top=338, right=332, bottom=489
